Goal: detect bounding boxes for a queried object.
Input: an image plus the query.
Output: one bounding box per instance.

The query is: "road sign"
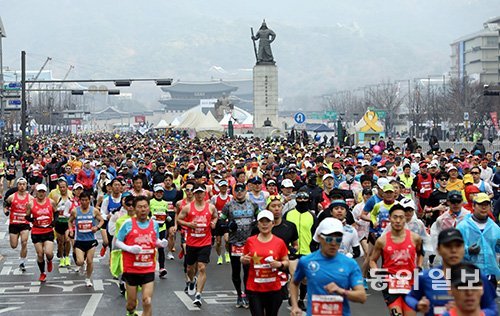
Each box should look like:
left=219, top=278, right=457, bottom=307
left=0, top=120, right=4, bottom=128
left=323, top=111, right=338, bottom=120
left=374, top=110, right=386, bottom=119
left=4, top=82, right=21, bottom=90
left=464, top=112, right=469, bottom=120
left=8, top=99, right=21, bottom=106
left=294, top=112, right=306, bottom=124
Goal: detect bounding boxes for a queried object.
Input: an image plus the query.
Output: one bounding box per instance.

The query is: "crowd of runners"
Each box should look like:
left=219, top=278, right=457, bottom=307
left=1, top=132, right=499, bottom=316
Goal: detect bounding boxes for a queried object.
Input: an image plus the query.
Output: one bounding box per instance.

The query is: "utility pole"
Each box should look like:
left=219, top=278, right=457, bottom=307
left=21, top=51, right=27, bottom=154
left=0, top=17, right=6, bottom=157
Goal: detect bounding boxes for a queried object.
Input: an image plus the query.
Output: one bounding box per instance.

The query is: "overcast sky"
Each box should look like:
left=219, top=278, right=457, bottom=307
left=1, top=0, right=499, bottom=106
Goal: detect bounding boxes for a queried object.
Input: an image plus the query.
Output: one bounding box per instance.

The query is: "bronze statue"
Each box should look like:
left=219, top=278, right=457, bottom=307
left=251, top=20, right=276, bottom=64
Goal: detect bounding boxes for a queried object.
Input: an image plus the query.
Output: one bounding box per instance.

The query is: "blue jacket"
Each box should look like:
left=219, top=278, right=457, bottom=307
left=405, top=265, right=497, bottom=316
left=456, top=214, right=500, bottom=277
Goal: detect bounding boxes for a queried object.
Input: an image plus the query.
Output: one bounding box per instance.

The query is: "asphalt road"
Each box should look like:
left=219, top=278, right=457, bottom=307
left=0, top=215, right=498, bottom=315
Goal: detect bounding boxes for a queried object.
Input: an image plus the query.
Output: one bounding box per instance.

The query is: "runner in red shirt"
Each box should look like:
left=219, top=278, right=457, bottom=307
left=369, top=203, right=423, bottom=316
left=25, top=184, right=58, bottom=282
left=241, top=210, right=289, bottom=316
left=115, top=195, right=168, bottom=316
left=177, top=183, right=218, bottom=307
left=4, top=177, right=33, bottom=272
left=210, top=180, right=233, bottom=265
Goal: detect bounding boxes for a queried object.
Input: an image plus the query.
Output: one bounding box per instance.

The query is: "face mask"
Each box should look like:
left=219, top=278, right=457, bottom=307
left=296, top=201, right=310, bottom=211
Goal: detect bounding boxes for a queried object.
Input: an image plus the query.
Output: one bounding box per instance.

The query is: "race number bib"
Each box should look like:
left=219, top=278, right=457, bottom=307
left=50, top=174, right=58, bottom=181
left=381, top=220, right=390, bottom=229
left=388, top=275, right=411, bottom=294
left=35, top=215, right=51, bottom=228
left=311, top=295, right=343, bottom=316
left=231, top=244, right=245, bottom=257
left=77, top=220, right=93, bottom=233
left=155, top=213, right=167, bottom=224
left=402, top=188, right=411, bottom=195
left=133, top=248, right=155, bottom=267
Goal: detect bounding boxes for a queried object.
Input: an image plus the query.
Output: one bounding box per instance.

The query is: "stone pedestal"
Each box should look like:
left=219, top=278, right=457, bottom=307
left=253, top=64, right=278, bottom=137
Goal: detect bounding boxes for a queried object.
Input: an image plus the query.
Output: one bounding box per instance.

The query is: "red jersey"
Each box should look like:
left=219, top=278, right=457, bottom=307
left=382, top=229, right=417, bottom=294
left=122, top=218, right=157, bottom=274
left=185, top=202, right=212, bottom=247
left=10, top=192, right=30, bottom=225
left=213, top=194, right=231, bottom=215
left=243, top=235, right=288, bottom=292
left=31, top=198, right=54, bottom=235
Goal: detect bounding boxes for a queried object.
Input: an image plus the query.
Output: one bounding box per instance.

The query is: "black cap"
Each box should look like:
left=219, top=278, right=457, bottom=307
left=234, top=183, right=247, bottom=191
left=248, top=176, right=262, bottom=184
left=447, top=190, right=462, bottom=202
left=450, top=262, right=482, bottom=287
left=438, top=228, right=464, bottom=246
left=362, top=188, right=373, bottom=195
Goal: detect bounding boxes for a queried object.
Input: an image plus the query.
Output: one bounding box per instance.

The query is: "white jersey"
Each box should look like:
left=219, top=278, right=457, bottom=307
left=339, top=224, right=360, bottom=257
left=351, top=201, right=369, bottom=240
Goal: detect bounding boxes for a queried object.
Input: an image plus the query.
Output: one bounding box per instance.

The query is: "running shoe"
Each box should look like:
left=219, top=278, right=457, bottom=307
left=241, top=293, right=249, bottom=309
left=159, top=268, right=168, bottom=279
left=298, top=300, right=306, bottom=311
left=100, top=246, right=107, bottom=257
left=188, top=277, right=197, bottom=296
left=39, top=273, right=47, bottom=282
left=78, top=264, right=85, bottom=275
left=126, top=311, right=139, bottom=316
left=47, top=260, right=53, bottom=273
left=85, top=278, right=93, bottom=287
left=217, top=256, right=223, bottom=265
left=184, top=282, right=189, bottom=294
left=59, top=259, right=65, bottom=268
left=119, top=282, right=126, bottom=295
left=167, top=252, right=174, bottom=260
left=193, top=294, right=202, bottom=307
left=64, top=257, right=71, bottom=267
left=235, top=296, right=244, bottom=308
left=19, top=263, right=26, bottom=272
left=225, top=252, right=231, bottom=264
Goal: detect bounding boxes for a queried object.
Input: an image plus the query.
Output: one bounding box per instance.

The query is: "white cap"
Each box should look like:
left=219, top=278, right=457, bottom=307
left=215, top=160, right=225, bottom=165
left=313, top=218, right=344, bottom=242
left=281, top=179, right=294, bottom=188
left=36, top=184, right=48, bottom=192
left=377, top=177, right=390, bottom=188
left=400, top=198, right=416, bottom=210
left=322, top=173, right=334, bottom=181
left=257, top=210, right=274, bottom=221
left=447, top=165, right=457, bottom=172
left=361, top=160, right=370, bottom=167
left=304, top=161, right=313, bottom=169
left=153, top=184, right=165, bottom=192
left=73, top=183, right=84, bottom=190
left=218, top=180, right=228, bottom=186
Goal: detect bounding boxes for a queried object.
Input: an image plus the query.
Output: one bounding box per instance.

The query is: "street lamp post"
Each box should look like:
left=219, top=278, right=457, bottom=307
left=0, top=17, right=6, bottom=155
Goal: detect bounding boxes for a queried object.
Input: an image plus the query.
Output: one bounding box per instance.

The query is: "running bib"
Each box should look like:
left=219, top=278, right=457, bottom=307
left=433, top=306, right=446, bottom=316
left=35, top=215, right=51, bottom=228
left=8, top=169, right=15, bottom=175
left=311, top=295, right=343, bottom=316
left=402, top=188, right=411, bottom=195
left=50, top=174, right=58, bottom=181
left=253, top=263, right=275, bottom=283
left=388, top=275, right=411, bottom=294
left=231, top=244, right=245, bottom=257
left=133, top=248, right=155, bottom=267
left=12, top=212, right=26, bottom=224
left=155, top=212, right=167, bottom=224
left=77, top=220, right=93, bottom=233
left=192, top=223, right=207, bottom=238
left=33, top=170, right=41, bottom=177
left=381, top=220, right=390, bottom=229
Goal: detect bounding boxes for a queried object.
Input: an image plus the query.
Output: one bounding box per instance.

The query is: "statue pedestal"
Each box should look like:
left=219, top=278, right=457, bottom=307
left=253, top=64, right=278, bottom=137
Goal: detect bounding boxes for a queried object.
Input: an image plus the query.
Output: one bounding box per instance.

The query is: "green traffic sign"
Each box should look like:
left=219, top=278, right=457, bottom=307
left=323, top=111, right=338, bottom=120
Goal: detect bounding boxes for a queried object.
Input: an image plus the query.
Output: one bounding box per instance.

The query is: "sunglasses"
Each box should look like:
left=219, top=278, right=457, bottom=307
left=321, top=235, right=343, bottom=244
left=235, top=188, right=246, bottom=193
left=470, top=172, right=480, bottom=175
left=268, top=194, right=282, bottom=202
left=125, top=202, right=133, bottom=207
left=184, top=188, right=194, bottom=192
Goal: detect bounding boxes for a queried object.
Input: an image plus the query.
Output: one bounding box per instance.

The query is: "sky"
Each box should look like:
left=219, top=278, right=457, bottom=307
left=1, top=0, right=499, bottom=108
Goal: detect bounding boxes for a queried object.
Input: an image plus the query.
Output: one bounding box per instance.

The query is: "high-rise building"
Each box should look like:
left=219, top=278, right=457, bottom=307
left=450, top=16, right=500, bottom=84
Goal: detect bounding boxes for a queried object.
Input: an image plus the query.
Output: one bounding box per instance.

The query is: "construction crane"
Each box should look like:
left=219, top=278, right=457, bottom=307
left=27, top=56, right=52, bottom=91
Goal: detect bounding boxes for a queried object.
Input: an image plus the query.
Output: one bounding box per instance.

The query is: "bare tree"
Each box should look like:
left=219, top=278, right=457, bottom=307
left=365, top=80, right=405, bottom=136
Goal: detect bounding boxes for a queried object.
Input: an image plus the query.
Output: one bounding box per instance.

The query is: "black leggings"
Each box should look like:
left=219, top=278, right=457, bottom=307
left=247, top=290, right=282, bottom=316
left=158, top=230, right=166, bottom=269
left=230, top=253, right=249, bottom=296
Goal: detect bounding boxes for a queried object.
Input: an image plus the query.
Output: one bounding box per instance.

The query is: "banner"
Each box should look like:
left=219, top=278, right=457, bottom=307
left=135, top=115, right=146, bottom=123
left=490, top=112, right=499, bottom=131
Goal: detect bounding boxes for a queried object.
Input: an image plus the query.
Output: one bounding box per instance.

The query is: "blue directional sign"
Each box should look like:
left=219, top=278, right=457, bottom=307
left=8, top=99, right=21, bottom=105
left=7, top=82, right=21, bottom=90
left=0, top=120, right=4, bottom=128
left=294, top=112, right=306, bottom=124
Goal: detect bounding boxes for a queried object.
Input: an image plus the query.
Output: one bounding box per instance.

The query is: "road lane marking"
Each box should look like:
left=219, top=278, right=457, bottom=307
left=82, top=293, right=103, bottom=316
left=174, top=291, right=200, bottom=311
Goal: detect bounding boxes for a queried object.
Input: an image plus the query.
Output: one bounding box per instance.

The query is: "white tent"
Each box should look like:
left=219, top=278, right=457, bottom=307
left=170, top=117, right=181, bottom=127
left=155, top=119, right=169, bottom=129
left=174, top=108, right=223, bottom=137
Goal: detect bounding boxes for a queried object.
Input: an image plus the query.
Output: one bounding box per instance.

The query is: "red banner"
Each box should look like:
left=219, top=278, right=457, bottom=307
left=70, top=119, right=82, bottom=125
left=135, top=115, right=146, bottom=123
left=490, top=112, right=499, bottom=131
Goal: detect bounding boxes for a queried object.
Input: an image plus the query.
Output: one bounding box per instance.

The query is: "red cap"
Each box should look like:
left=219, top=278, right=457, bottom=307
left=188, top=163, right=196, bottom=169
left=333, top=162, right=342, bottom=169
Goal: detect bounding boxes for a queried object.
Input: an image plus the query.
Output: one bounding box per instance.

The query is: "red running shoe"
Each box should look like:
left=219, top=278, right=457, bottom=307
left=47, top=260, right=53, bottom=273
left=39, top=273, right=47, bottom=282
left=100, top=246, right=107, bottom=257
